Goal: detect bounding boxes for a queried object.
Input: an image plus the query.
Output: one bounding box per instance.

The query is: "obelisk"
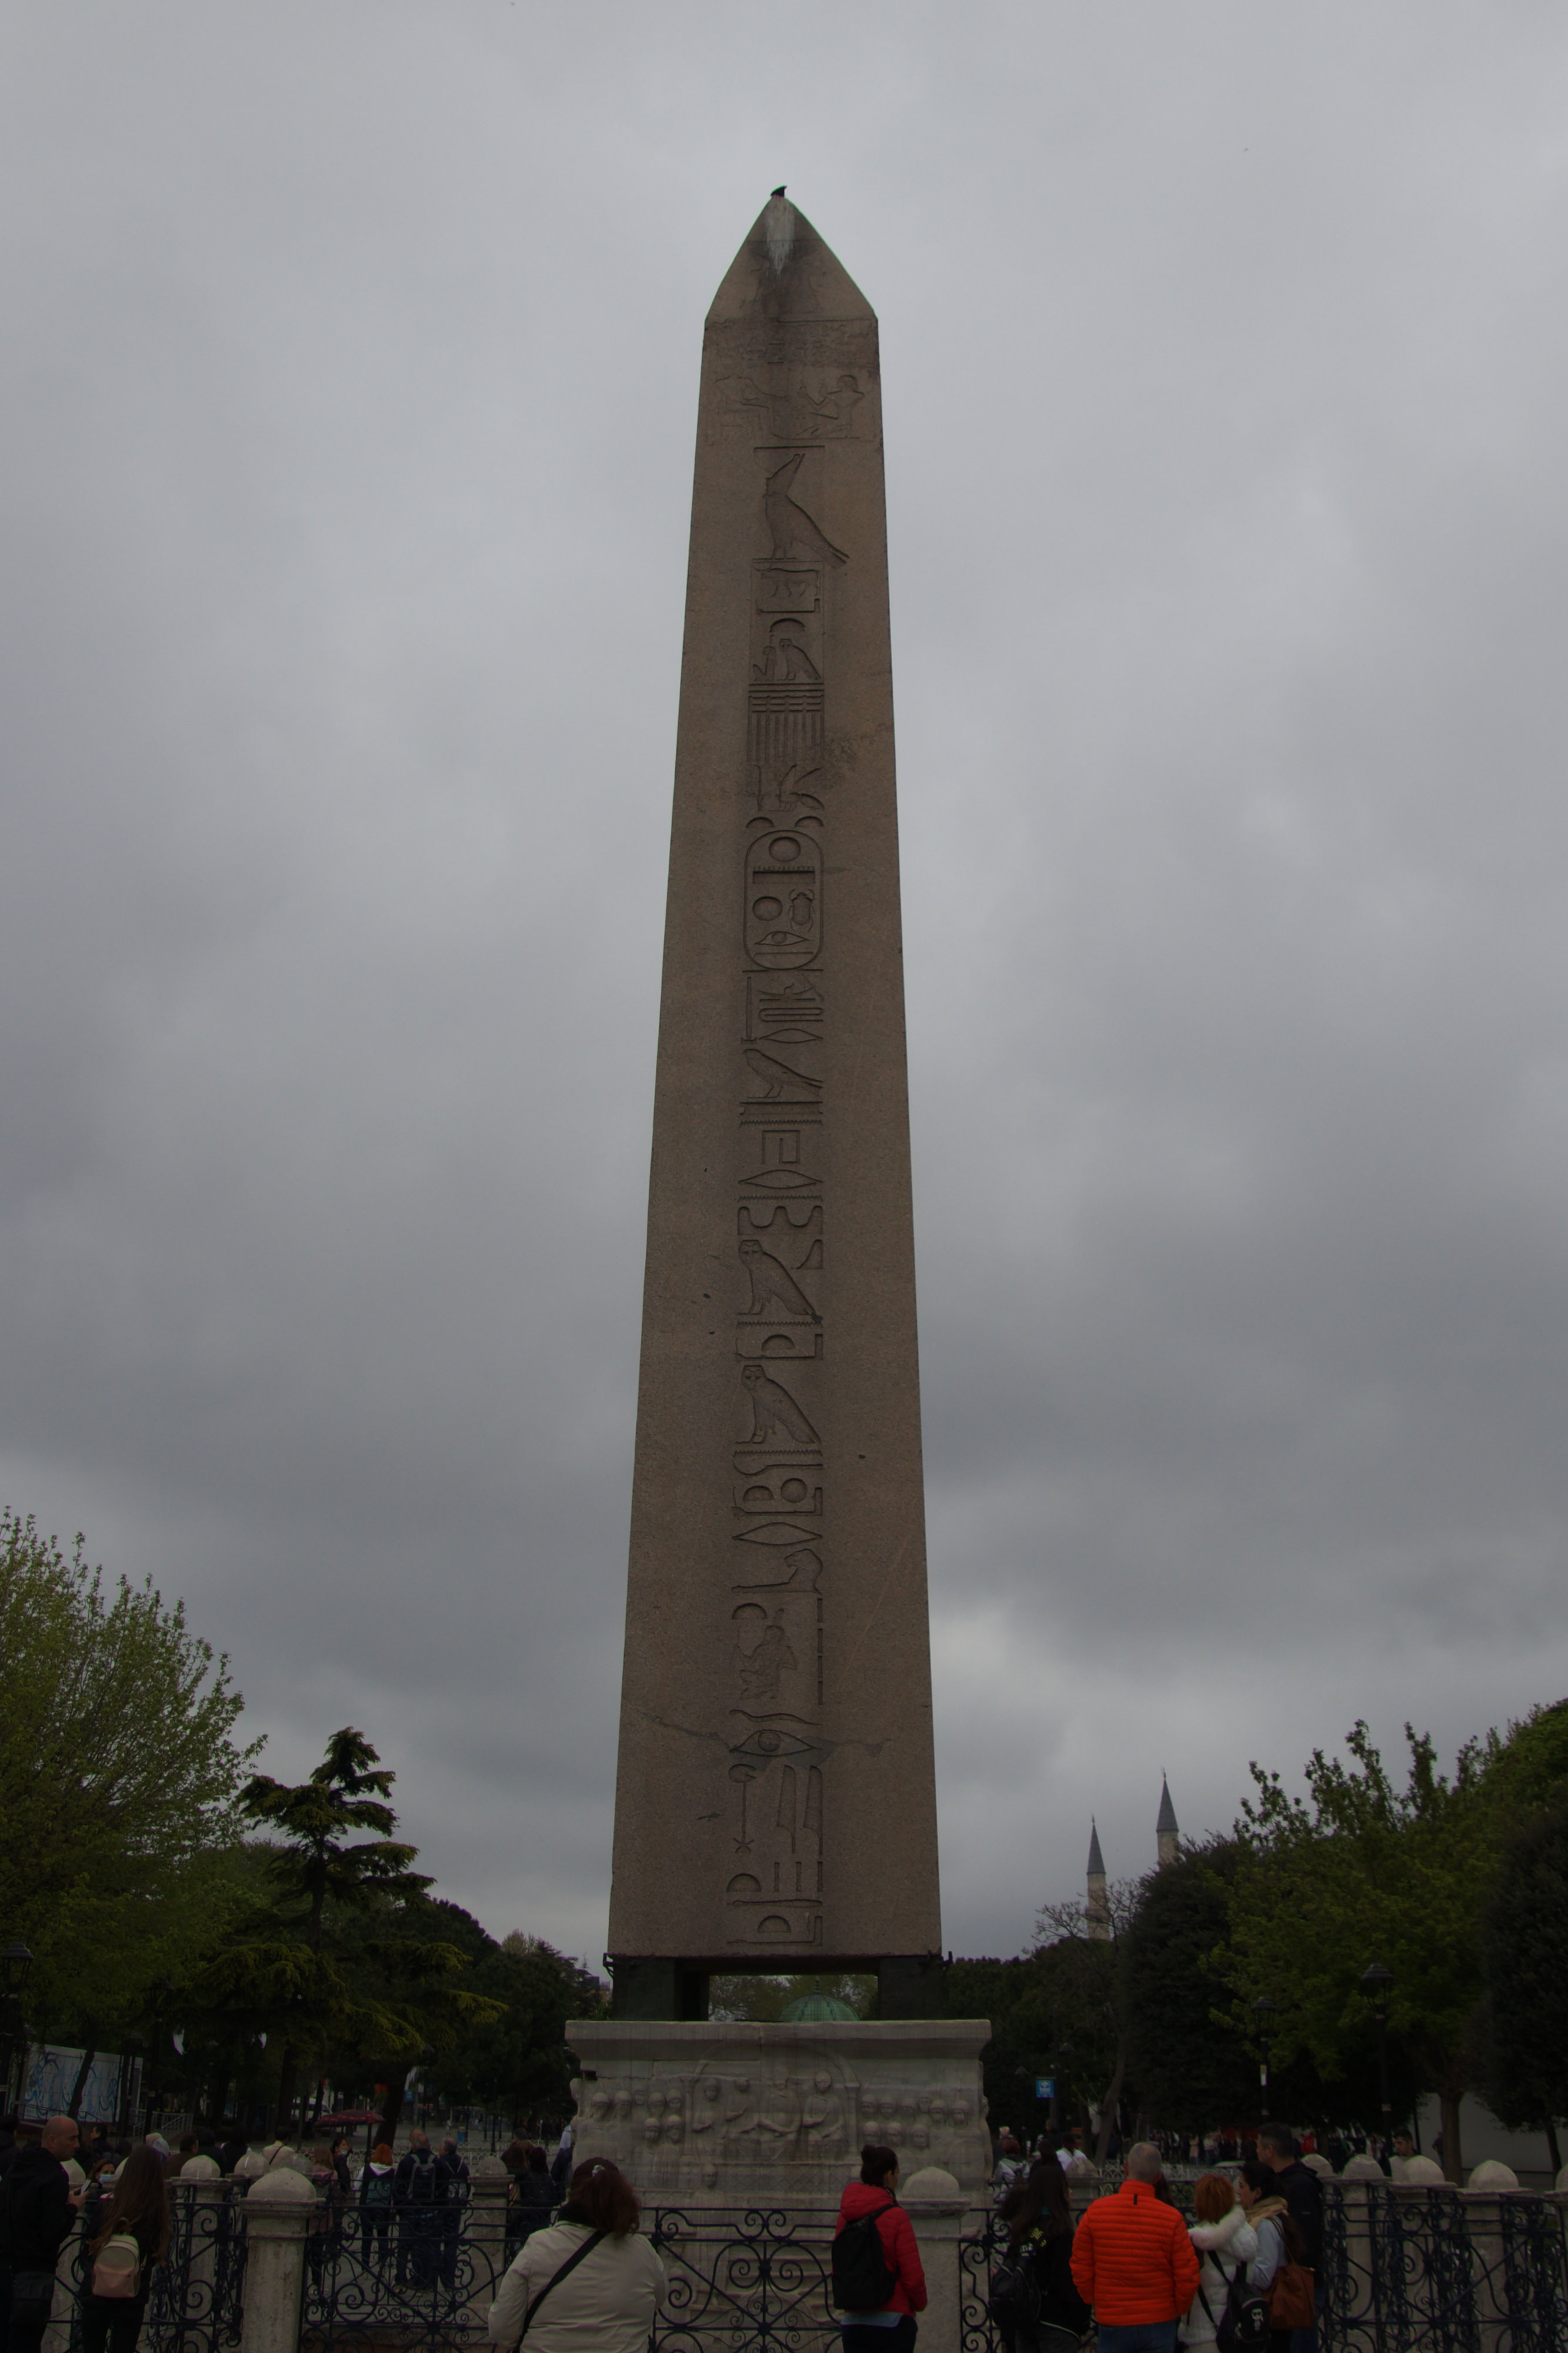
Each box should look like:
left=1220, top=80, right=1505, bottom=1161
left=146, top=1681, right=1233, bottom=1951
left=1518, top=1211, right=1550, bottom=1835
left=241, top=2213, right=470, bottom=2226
left=572, top=196, right=988, bottom=2207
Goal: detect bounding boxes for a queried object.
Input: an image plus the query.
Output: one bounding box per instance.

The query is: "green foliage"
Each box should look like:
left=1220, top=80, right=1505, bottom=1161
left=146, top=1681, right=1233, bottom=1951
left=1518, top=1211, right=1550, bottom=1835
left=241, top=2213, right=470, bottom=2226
left=1122, top=1841, right=1259, bottom=2127
left=0, top=1511, right=258, bottom=2037
left=1222, top=1722, right=1498, bottom=2089
left=946, top=1939, right=1122, bottom=2144
left=241, top=1727, right=434, bottom=1949
left=1475, top=1801, right=1568, bottom=2134
left=188, top=1728, right=502, bottom=2124
left=429, top=1921, right=605, bottom=2121
left=708, top=1974, right=873, bottom=2022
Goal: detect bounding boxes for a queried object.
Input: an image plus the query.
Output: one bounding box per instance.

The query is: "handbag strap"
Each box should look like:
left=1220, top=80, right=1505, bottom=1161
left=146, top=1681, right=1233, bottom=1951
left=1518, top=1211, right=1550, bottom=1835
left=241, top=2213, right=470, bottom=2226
left=519, top=2227, right=608, bottom=2340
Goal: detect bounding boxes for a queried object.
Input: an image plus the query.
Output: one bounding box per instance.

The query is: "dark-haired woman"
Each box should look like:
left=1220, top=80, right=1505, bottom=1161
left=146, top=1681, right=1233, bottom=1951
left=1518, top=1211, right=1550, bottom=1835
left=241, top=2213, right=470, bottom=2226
left=833, top=2144, right=928, bottom=2353
left=995, top=2159, right=1092, bottom=2353
left=79, top=2146, right=169, bottom=2353
left=1235, top=2159, right=1306, bottom=2352
left=509, top=2143, right=555, bottom=2252
left=487, top=2158, right=666, bottom=2353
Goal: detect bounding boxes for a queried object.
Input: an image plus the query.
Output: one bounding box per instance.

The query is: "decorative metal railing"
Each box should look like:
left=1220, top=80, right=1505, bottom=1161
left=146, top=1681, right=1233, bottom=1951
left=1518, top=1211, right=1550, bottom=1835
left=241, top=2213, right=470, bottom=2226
left=298, top=2194, right=505, bottom=2352
left=38, top=2169, right=1568, bottom=2353
left=646, top=2207, right=838, bottom=2353
left=58, top=2182, right=248, bottom=2353
left=1317, top=2181, right=1568, bottom=2353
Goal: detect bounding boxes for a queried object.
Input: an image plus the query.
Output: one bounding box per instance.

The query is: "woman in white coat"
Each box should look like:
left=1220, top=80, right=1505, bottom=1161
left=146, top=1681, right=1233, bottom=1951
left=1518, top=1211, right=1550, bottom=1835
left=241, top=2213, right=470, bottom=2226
left=1178, top=2172, right=1258, bottom=2348
left=488, top=2159, right=667, bottom=2353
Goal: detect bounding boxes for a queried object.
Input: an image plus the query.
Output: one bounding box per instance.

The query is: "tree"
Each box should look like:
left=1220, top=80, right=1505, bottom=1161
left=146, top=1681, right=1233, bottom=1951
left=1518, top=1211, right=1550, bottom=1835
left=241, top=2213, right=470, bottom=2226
left=1032, top=1879, right=1141, bottom=2159
left=421, top=1918, right=605, bottom=2128
left=1474, top=1801, right=1568, bottom=2174
left=946, top=1924, right=1129, bottom=2160
left=0, top=1511, right=258, bottom=2037
left=191, top=1728, right=500, bottom=2131
left=708, top=1974, right=873, bottom=2022
left=1220, top=1720, right=1502, bottom=2178
left=1122, top=1842, right=1259, bottom=2131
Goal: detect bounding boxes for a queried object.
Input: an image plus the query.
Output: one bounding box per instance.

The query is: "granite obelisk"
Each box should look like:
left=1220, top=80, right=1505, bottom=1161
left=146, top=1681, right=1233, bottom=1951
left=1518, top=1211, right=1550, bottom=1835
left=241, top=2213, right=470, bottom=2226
left=605, top=194, right=940, bottom=2013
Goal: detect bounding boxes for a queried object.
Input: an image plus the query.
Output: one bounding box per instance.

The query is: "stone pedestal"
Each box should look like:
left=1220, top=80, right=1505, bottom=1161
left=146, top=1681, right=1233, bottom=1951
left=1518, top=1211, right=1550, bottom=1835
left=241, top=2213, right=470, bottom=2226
left=569, top=2017, right=990, bottom=2206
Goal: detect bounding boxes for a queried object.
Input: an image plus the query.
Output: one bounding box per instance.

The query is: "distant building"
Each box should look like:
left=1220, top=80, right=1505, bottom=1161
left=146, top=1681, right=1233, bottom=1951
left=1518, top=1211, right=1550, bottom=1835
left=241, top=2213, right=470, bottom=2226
left=1086, top=1821, right=1110, bottom=1941
left=1079, top=1781, right=1180, bottom=1934
left=1157, top=1776, right=1179, bottom=1870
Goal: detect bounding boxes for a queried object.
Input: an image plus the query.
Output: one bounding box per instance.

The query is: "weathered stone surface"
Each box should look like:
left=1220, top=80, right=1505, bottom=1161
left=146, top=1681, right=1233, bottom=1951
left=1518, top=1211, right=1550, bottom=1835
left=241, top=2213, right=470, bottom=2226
left=569, top=2018, right=991, bottom=2202
left=606, top=194, right=939, bottom=1978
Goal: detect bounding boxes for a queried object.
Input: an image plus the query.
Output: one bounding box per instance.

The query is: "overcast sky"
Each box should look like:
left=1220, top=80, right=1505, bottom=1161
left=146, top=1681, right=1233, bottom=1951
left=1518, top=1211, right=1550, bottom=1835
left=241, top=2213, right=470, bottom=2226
left=5, top=2, right=1568, bottom=1973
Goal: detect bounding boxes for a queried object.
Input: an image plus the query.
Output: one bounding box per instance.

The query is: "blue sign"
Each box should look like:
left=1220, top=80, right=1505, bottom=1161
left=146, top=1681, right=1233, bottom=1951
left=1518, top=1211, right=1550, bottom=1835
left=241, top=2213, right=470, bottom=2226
left=1035, top=2077, right=1055, bottom=2099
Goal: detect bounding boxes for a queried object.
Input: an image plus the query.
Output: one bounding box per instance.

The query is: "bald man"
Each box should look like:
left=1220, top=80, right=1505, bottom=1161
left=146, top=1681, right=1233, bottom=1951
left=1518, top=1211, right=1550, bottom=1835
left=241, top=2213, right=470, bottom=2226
left=2, top=2117, right=83, bottom=2353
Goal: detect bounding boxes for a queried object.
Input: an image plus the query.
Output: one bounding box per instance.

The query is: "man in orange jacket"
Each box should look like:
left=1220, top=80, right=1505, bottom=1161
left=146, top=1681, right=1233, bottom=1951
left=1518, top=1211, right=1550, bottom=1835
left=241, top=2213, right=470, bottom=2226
left=1068, top=2142, right=1200, bottom=2352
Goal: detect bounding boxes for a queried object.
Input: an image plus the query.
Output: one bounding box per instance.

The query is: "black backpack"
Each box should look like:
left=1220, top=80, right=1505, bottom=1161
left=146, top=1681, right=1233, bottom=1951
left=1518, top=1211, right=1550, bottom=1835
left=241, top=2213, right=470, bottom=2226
left=406, top=2152, right=441, bottom=2205
left=987, top=2243, right=1043, bottom=2331
left=832, top=2198, right=897, bottom=2312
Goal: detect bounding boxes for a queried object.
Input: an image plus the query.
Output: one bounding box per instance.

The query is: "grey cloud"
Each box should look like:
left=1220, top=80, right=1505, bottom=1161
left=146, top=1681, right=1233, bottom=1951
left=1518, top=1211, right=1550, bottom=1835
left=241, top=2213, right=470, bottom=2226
left=4, top=1, right=1568, bottom=1968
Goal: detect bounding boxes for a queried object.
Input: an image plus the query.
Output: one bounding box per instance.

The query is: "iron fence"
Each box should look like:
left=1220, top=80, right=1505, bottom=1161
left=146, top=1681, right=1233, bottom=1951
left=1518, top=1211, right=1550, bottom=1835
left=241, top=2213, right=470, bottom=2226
left=298, top=2194, right=505, bottom=2353
left=58, top=2182, right=247, bottom=2353
left=646, top=2207, right=838, bottom=2353
left=36, top=2171, right=1568, bottom=2353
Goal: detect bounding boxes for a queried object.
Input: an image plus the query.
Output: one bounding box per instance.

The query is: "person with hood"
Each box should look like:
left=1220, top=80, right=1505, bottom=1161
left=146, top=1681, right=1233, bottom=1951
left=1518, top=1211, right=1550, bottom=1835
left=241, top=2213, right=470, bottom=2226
left=78, top=2146, right=169, bottom=2353
left=1, top=2116, right=84, bottom=2353
left=359, top=2144, right=396, bottom=2267
left=832, top=2143, right=928, bottom=2353
left=488, top=2158, right=665, bottom=2353
left=994, top=2157, right=1092, bottom=2350
left=1179, top=2174, right=1258, bottom=2349
left=1068, top=2140, right=1199, bottom=2351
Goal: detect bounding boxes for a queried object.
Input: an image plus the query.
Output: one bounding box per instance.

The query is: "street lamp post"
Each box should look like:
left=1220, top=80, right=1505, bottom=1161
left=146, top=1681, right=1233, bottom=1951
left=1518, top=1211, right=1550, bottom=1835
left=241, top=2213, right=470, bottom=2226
left=149, top=1978, right=174, bottom=2134
left=1, top=1944, right=35, bottom=2112
left=1057, top=2040, right=1075, bottom=2145
left=1361, top=1962, right=1394, bottom=2155
left=1251, top=1997, right=1276, bottom=2107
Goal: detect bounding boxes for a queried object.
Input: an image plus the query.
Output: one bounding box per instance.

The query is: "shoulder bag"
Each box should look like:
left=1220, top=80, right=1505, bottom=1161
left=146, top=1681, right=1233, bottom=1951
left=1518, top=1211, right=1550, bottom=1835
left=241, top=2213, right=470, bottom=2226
left=519, top=2226, right=609, bottom=2341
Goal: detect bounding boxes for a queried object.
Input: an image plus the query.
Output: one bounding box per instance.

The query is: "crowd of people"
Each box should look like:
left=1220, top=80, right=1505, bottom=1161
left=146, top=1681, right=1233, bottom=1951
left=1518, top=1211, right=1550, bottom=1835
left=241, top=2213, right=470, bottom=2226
left=0, top=2104, right=1335, bottom=2353
left=989, top=2120, right=1325, bottom=2352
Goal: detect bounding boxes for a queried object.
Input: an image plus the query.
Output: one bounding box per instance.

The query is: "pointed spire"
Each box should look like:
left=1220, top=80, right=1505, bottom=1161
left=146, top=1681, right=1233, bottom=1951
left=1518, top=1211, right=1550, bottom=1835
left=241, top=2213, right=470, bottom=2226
left=1156, top=1776, right=1179, bottom=1871
left=1086, top=1819, right=1106, bottom=1878
left=708, top=192, right=876, bottom=325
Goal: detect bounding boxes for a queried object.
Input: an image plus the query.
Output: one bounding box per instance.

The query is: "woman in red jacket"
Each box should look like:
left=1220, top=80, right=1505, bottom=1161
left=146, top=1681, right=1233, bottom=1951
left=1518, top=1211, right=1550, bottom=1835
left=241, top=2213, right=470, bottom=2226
left=833, top=2143, right=928, bottom=2353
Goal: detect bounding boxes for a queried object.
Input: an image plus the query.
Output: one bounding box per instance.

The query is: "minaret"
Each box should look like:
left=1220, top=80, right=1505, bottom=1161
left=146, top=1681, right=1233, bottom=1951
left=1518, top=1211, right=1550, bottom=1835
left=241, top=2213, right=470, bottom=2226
left=1157, top=1776, right=1179, bottom=1870
left=1086, top=1819, right=1110, bottom=1940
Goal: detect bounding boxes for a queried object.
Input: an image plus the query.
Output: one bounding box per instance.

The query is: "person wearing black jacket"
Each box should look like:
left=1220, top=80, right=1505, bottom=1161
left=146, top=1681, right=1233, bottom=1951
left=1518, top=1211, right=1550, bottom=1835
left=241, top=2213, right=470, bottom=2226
left=1259, top=2125, right=1323, bottom=2352
left=393, top=2132, right=453, bottom=2292
left=2, top=2117, right=84, bottom=2353
left=994, top=2158, right=1093, bottom=2352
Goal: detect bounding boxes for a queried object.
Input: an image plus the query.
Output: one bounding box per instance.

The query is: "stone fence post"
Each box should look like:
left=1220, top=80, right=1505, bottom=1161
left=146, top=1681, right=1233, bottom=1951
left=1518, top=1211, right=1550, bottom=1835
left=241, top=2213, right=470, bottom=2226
left=239, top=2170, right=315, bottom=2353
left=465, top=2154, right=511, bottom=2326
left=1330, top=2174, right=1377, bottom=2353
left=903, top=2169, right=967, bottom=2353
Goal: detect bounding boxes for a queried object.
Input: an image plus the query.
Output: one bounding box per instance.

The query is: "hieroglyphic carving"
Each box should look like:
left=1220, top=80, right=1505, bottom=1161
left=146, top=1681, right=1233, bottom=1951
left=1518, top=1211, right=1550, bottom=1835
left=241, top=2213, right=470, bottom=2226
left=720, top=438, right=850, bottom=1947
left=764, top=453, right=848, bottom=567
left=746, top=975, right=823, bottom=1044
left=745, top=832, right=821, bottom=970
left=739, top=1364, right=819, bottom=1448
